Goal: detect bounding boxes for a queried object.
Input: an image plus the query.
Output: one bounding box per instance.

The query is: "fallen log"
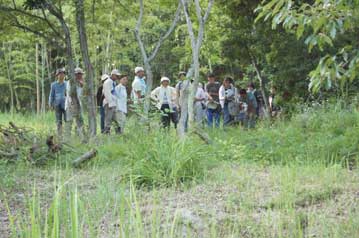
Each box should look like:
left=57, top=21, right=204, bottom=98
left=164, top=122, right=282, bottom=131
left=72, top=149, right=97, bottom=167
left=192, top=127, right=213, bottom=145
left=9, top=121, right=31, bottom=142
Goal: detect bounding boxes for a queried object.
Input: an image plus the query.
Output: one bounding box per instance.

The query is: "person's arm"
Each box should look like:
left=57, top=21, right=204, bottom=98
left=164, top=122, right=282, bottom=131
left=132, top=80, right=143, bottom=100
left=150, top=87, right=159, bottom=101
left=219, top=86, right=225, bottom=101
left=49, top=83, right=55, bottom=108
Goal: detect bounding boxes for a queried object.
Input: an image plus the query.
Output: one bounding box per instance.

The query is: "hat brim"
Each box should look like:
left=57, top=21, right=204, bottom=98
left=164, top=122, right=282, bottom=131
left=56, top=71, right=66, bottom=76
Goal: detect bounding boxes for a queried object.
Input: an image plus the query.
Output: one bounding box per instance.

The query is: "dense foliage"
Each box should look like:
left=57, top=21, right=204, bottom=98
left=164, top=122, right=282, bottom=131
left=1, top=0, right=358, bottom=114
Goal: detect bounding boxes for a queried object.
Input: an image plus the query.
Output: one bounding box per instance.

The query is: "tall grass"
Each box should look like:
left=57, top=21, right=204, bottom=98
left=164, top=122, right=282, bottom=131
left=213, top=102, right=359, bottom=166
left=98, top=127, right=215, bottom=187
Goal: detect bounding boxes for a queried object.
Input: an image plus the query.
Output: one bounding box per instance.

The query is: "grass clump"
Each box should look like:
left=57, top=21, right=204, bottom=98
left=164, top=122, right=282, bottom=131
left=98, top=128, right=214, bottom=188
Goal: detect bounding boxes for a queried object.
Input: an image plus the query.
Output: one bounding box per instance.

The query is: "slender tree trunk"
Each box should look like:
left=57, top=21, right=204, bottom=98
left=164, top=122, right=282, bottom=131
left=41, top=41, right=46, bottom=113
left=76, top=0, right=97, bottom=136
left=180, top=0, right=214, bottom=135
left=45, top=44, right=52, bottom=93
left=143, top=62, right=153, bottom=115
left=36, top=43, right=40, bottom=114
left=4, top=43, right=15, bottom=116
left=251, top=58, right=270, bottom=118
left=104, top=31, right=111, bottom=74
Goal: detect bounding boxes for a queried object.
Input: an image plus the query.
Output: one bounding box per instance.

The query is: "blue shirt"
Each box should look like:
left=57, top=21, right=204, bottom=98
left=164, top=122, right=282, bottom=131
left=49, top=81, right=67, bottom=109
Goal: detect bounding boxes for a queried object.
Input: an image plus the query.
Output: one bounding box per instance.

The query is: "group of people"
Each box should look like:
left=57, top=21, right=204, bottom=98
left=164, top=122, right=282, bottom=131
left=49, top=66, right=268, bottom=138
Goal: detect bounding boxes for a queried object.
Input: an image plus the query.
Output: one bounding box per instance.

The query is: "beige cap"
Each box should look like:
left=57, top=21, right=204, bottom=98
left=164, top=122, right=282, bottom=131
left=74, top=67, right=84, bottom=74
left=56, top=68, right=66, bottom=76
left=111, top=69, right=121, bottom=76
left=161, top=77, right=170, bottom=83
left=135, top=67, right=145, bottom=74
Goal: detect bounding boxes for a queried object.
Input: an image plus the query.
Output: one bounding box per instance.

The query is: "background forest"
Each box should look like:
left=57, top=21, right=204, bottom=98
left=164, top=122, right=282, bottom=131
left=1, top=0, right=358, bottom=114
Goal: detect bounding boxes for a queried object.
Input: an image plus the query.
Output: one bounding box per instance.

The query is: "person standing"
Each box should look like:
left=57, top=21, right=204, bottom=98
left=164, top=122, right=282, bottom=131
left=247, top=82, right=262, bottom=118
left=49, top=68, right=67, bottom=138
left=237, top=89, right=258, bottom=128
left=65, top=67, right=85, bottom=139
left=115, top=74, right=128, bottom=134
left=131, top=67, right=146, bottom=105
left=205, top=73, right=221, bottom=128
left=175, top=71, right=187, bottom=107
left=97, top=74, right=108, bottom=133
left=194, top=82, right=207, bottom=126
left=151, top=77, right=177, bottom=129
left=103, top=69, right=122, bottom=134
left=219, top=77, right=237, bottom=126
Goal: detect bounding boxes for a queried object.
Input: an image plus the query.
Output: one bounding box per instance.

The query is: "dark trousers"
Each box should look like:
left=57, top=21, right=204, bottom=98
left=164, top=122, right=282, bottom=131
left=160, top=104, right=178, bottom=129
left=207, top=107, right=221, bottom=128
left=223, top=103, right=233, bottom=126
left=99, top=105, right=105, bottom=133
left=55, top=105, right=66, bottom=137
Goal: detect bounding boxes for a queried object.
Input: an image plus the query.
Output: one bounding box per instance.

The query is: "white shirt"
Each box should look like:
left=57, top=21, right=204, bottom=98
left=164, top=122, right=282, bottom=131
left=151, top=86, right=177, bottom=110
left=219, top=85, right=236, bottom=108
left=195, top=87, right=207, bottom=106
left=103, top=77, right=117, bottom=108
left=131, top=76, right=146, bottom=104
left=115, top=84, right=127, bottom=113
left=65, top=80, right=83, bottom=110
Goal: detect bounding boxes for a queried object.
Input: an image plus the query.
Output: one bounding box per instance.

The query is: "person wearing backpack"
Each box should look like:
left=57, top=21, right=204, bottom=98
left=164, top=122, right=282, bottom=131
left=219, top=77, right=237, bottom=126
left=205, top=73, right=221, bottom=128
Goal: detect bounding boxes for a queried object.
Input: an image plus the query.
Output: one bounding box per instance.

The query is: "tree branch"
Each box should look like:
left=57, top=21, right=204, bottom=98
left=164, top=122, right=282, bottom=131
left=0, top=4, right=64, bottom=41
left=7, top=13, right=62, bottom=48
left=40, top=8, right=63, bottom=39
left=181, top=0, right=196, bottom=49
left=194, top=0, right=203, bottom=25
left=203, top=0, right=214, bottom=23
left=148, top=1, right=182, bottom=62
left=134, top=0, right=149, bottom=63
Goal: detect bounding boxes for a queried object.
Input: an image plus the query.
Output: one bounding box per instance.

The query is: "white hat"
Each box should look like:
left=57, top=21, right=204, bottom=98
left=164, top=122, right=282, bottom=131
left=56, top=68, right=66, bottom=75
left=74, top=67, right=84, bottom=74
left=135, top=67, right=145, bottom=74
left=101, top=74, right=109, bottom=81
left=160, top=77, right=170, bottom=83
left=111, top=69, right=121, bottom=76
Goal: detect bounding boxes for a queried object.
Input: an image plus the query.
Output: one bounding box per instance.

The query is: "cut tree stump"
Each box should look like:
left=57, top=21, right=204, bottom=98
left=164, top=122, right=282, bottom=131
left=72, top=149, right=97, bottom=167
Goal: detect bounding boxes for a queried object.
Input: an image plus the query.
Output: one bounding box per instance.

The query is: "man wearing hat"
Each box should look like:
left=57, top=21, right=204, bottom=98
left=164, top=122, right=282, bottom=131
left=151, top=77, right=178, bottom=128
left=97, top=74, right=108, bottom=133
left=64, top=67, right=85, bottom=139
left=114, top=74, right=129, bottom=134
left=103, top=69, right=122, bottom=134
left=49, top=68, right=67, bottom=138
left=131, top=66, right=146, bottom=105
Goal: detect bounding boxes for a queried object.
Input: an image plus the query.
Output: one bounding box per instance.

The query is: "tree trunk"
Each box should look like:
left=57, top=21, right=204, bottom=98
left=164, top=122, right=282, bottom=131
left=251, top=58, right=270, bottom=118
left=41, top=41, right=46, bottom=113
left=180, top=0, right=214, bottom=133
left=4, top=43, right=14, bottom=116
left=76, top=0, right=97, bottom=136
left=36, top=43, right=40, bottom=114
left=143, top=61, right=153, bottom=115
